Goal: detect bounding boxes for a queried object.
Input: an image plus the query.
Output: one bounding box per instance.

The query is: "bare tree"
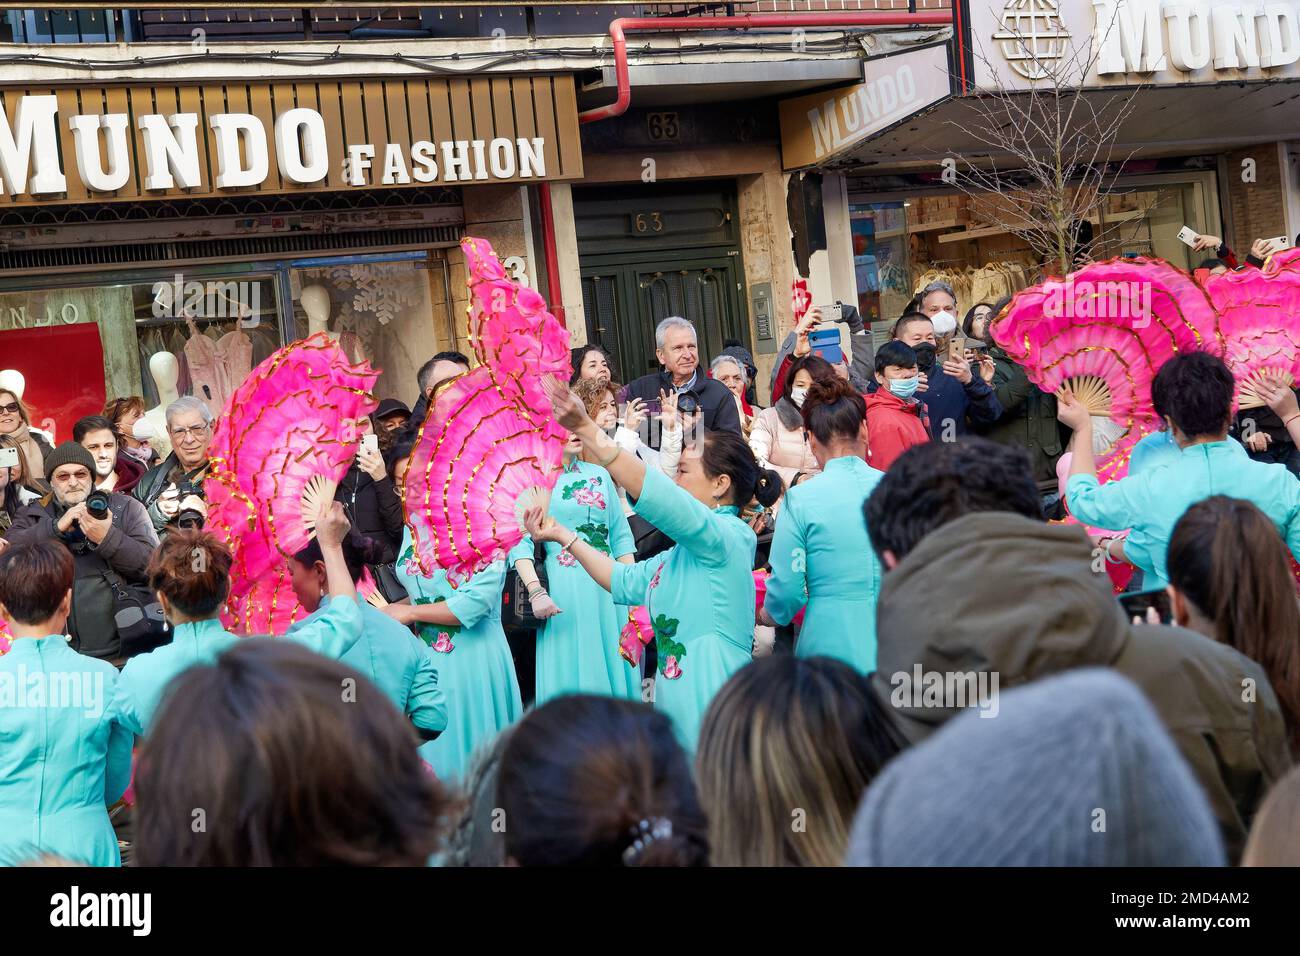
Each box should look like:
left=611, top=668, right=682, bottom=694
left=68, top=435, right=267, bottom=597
left=948, top=12, right=1148, bottom=272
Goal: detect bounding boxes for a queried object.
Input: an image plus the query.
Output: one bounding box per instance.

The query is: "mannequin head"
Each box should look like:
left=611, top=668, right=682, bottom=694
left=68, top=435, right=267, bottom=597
left=0, top=369, right=25, bottom=401
left=149, top=352, right=180, bottom=400
left=301, top=285, right=332, bottom=336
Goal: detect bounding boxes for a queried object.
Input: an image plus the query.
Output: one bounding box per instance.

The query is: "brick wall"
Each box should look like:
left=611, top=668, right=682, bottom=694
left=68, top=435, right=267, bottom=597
left=1224, top=144, right=1287, bottom=253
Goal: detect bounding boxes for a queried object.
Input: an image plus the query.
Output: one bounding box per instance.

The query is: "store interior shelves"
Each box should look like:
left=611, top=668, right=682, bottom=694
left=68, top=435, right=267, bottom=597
left=933, top=208, right=1148, bottom=244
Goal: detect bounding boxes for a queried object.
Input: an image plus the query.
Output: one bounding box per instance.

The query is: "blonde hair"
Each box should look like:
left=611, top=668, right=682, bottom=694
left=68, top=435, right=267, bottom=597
left=1243, top=765, right=1300, bottom=866
left=695, top=657, right=899, bottom=867
left=572, top=377, right=619, bottom=420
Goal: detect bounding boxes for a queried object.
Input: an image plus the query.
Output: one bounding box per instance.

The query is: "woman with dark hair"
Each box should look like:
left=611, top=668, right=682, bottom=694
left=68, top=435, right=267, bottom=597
left=759, top=376, right=885, bottom=672
left=113, top=504, right=364, bottom=736
left=749, top=353, right=837, bottom=490
left=133, top=638, right=448, bottom=866
left=0, top=387, right=51, bottom=495
left=1167, top=496, right=1300, bottom=757
left=524, top=379, right=782, bottom=752
left=497, top=695, right=707, bottom=866
left=288, top=531, right=447, bottom=754
left=384, top=441, right=523, bottom=785
left=0, top=540, right=133, bottom=867
left=507, top=401, right=639, bottom=704
left=696, top=656, right=900, bottom=866
left=570, top=344, right=615, bottom=385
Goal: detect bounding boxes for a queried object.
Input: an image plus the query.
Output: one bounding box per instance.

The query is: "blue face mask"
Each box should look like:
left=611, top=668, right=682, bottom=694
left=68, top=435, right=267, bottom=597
left=888, top=375, right=920, bottom=399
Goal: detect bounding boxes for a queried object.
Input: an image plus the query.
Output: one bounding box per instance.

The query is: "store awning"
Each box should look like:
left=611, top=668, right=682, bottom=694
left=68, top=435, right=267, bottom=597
left=818, top=79, right=1300, bottom=174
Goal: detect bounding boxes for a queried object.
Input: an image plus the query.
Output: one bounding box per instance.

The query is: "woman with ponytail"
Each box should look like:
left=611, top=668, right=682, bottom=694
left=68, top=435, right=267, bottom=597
left=288, top=531, right=448, bottom=756
left=497, top=695, right=707, bottom=866
left=525, top=380, right=782, bottom=753
left=759, top=376, right=885, bottom=673
left=1167, top=496, right=1300, bottom=757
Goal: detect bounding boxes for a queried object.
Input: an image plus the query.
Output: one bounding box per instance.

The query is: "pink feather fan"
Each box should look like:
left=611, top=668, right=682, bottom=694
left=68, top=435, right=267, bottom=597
left=1201, top=248, right=1300, bottom=409
left=206, top=332, right=378, bottom=634
left=403, top=237, right=570, bottom=583
left=989, top=257, right=1220, bottom=480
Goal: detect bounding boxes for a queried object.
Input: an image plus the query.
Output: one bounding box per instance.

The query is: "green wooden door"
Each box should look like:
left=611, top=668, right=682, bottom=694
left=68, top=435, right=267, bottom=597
left=575, top=180, right=748, bottom=384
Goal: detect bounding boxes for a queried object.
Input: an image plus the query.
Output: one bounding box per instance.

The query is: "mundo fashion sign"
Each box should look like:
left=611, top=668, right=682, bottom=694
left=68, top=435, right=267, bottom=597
left=970, top=0, right=1300, bottom=89
left=0, top=75, right=583, bottom=205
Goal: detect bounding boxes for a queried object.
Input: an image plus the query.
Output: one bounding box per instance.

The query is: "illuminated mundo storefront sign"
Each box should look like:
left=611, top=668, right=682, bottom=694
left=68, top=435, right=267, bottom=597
left=0, top=93, right=550, bottom=198
left=1092, top=0, right=1300, bottom=75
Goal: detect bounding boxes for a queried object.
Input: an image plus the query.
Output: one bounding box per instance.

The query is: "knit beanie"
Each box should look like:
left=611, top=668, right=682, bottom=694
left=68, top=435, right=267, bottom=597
left=44, top=441, right=97, bottom=481
left=846, top=669, right=1225, bottom=866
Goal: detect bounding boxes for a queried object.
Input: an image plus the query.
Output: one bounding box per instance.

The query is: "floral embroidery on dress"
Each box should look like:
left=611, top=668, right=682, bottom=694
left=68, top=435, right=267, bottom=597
left=648, top=562, right=665, bottom=592
left=562, top=476, right=607, bottom=511
left=653, top=613, right=684, bottom=679
left=556, top=549, right=577, bottom=568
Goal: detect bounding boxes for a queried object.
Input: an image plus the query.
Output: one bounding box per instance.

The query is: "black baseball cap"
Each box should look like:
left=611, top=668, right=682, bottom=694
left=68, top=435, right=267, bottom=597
left=375, top=399, right=411, bottom=420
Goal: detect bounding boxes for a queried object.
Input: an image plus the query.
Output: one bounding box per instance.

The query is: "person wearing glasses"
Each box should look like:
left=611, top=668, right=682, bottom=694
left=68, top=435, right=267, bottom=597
left=133, top=396, right=214, bottom=535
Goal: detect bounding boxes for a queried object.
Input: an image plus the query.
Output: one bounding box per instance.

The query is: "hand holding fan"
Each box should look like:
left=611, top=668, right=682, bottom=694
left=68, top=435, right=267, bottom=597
left=1201, top=249, right=1300, bottom=410
left=205, top=333, right=378, bottom=633
left=404, top=236, right=570, bottom=583
left=990, top=257, right=1220, bottom=478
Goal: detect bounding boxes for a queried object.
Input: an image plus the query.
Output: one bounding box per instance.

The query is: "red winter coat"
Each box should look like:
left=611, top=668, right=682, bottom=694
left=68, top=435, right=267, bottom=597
left=865, top=389, right=930, bottom=471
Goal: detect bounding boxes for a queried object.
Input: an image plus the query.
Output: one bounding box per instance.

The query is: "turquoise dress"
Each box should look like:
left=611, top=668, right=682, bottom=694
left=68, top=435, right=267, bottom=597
left=765, top=455, right=885, bottom=674
left=114, top=595, right=363, bottom=736
left=287, top=597, right=448, bottom=756
left=1128, top=429, right=1246, bottom=475
left=509, top=459, right=638, bottom=704
left=0, top=636, right=133, bottom=867
left=1069, top=440, right=1300, bottom=589
left=609, top=465, right=757, bottom=753
left=395, top=529, right=522, bottom=783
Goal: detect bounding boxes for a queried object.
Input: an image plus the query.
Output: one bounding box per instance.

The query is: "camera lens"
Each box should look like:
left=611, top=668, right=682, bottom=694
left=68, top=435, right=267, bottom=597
left=85, top=490, right=110, bottom=519
left=677, top=393, right=700, bottom=416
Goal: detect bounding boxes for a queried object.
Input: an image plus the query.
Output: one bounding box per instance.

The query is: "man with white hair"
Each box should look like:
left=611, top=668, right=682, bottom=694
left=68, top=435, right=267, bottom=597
left=133, top=396, right=214, bottom=535
left=620, top=316, right=741, bottom=449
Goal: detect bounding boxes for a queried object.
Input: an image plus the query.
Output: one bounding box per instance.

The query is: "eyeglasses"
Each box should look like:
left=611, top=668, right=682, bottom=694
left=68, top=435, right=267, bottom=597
left=169, top=423, right=210, bottom=440
left=0, top=402, right=19, bottom=415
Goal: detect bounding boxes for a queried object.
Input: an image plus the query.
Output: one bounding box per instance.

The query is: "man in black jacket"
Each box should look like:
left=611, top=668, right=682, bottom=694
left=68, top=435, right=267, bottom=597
left=400, top=350, right=472, bottom=445
left=619, top=316, right=741, bottom=449
left=6, top=442, right=158, bottom=661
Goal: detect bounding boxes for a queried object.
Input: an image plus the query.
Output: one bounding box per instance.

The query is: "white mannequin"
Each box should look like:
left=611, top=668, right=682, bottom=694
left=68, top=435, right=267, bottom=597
left=0, top=368, right=25, bottom=400
left=301, top=285, right=333, bottom=340
left=145, top=351, right=180, bottom=460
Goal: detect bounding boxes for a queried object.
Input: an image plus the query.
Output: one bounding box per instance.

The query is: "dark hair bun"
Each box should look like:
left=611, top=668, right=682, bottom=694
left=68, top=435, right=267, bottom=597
left=754, top=468, right=784, bottom=509
left=803, top=375, right=857, bottom=411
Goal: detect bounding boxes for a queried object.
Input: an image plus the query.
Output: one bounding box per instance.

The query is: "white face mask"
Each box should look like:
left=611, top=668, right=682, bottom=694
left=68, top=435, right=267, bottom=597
left=930, top=310, right=958, bottom=336
left=790, top=386, right=808, bottom=408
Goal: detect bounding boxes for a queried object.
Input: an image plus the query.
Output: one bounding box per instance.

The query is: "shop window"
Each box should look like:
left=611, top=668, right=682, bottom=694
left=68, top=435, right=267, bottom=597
left=849, top=202, right=912, bottom=352
left=288, top=255, right=450, bottom=406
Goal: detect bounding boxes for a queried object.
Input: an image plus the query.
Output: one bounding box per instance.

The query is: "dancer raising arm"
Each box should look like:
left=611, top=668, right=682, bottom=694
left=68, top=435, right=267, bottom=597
left=524, top=377, right=782, bottom=753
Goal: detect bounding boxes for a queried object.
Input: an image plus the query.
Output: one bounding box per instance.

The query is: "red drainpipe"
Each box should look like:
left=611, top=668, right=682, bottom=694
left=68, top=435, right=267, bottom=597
left=578, top=12, right=956, bottom=124
left=538, top=10, right=955, bottom=326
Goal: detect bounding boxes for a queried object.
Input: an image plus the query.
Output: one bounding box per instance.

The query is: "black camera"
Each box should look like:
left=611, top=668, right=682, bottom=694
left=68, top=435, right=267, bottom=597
left=676, top=390, right=701, bottom=417
left=85, top=489, right=111, bottom=520
left=170, top=480, right=207, bottom=530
